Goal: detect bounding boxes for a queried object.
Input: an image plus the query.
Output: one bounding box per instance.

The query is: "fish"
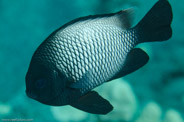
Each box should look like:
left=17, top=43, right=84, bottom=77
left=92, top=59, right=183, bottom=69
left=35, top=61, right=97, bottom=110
left=25, top=0, right=173, bottom=114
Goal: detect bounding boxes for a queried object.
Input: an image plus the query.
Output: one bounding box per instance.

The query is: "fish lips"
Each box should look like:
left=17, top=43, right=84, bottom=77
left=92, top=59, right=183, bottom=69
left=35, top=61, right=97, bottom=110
left=26, top=91, right=38, bottom=99
left=25, top=90, right=65, bottom=106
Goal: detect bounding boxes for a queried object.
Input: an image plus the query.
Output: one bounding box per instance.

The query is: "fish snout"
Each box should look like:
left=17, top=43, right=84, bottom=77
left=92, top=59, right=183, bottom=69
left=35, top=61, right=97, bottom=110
left=26, top=91, right=38, bottom=99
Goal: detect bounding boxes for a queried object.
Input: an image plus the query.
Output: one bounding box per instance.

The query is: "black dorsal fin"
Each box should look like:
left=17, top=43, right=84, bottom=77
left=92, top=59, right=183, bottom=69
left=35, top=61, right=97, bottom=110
left=52, top=8, right=134, bottom=35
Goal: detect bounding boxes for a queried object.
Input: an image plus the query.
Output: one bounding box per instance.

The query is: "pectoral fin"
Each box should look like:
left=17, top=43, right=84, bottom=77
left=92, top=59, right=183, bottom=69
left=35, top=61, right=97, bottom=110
left=70, top=91, right=113, bottom=114
left=109, top=48, right=149, bottom=81
left=69, top=71, right=92, bottom=89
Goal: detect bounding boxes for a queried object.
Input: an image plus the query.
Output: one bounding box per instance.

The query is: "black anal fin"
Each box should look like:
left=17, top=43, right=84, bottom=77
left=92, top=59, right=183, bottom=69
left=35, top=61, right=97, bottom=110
left=70, top=91, right=113, bottom=114
left=109, top=48, right=149, bottom=81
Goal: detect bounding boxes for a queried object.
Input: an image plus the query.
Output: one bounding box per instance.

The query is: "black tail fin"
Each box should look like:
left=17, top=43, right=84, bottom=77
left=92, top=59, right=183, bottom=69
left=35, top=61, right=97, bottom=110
left=133, top=0, right=173, bottom=43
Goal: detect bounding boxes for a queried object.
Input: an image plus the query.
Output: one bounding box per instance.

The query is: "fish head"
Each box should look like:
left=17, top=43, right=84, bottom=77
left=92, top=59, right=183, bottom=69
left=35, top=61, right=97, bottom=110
left=25, top=60, right=65, bottom=105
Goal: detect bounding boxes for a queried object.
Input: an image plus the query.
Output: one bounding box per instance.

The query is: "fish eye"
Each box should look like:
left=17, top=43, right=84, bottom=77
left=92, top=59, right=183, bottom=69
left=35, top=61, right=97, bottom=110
left=35, top=79, right=47, bottom=89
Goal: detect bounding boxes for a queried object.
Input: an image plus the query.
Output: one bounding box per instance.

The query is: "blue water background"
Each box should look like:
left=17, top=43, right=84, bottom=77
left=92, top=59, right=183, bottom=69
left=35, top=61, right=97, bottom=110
left=0, top=0, right=184, bottom=121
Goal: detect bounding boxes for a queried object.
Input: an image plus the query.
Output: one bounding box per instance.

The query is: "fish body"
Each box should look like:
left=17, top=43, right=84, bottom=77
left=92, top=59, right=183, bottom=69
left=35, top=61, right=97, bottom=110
left=26, top=0, right=173, bottom=114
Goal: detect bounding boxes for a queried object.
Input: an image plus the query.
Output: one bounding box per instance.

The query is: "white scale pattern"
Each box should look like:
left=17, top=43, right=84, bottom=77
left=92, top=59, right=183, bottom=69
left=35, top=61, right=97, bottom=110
left=34, top=19, right=137, bottom=95
left=54, top=23, right=136, bottom=93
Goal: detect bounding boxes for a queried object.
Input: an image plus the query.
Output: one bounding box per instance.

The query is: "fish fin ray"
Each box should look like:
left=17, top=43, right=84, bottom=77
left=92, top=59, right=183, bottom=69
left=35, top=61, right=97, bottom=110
left=134, top=0, right=173, bottom=43
left=70, top=91, right=113, bottom=114
left=69, top=71, right=92, bottom=89
left=114, top=8, right=134, bottom=29
left=109, top=48, right=149, bottom=81
left=54, top=8, right=134, bottom=33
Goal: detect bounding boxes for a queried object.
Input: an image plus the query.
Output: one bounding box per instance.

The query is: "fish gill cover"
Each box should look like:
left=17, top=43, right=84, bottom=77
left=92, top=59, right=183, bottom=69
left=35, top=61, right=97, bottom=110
left=0, top=0, right=184, bottom=121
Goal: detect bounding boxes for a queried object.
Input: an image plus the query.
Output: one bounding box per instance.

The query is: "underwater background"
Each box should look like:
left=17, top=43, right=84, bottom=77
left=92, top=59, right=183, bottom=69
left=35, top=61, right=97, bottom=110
left=0, top=0, right=184, bottom=121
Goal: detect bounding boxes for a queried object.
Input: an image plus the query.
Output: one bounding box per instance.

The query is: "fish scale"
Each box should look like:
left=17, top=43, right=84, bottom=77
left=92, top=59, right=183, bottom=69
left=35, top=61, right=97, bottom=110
left=33, top=24, right=135, bottom=92
left=50, top=24, right=136, bottom=93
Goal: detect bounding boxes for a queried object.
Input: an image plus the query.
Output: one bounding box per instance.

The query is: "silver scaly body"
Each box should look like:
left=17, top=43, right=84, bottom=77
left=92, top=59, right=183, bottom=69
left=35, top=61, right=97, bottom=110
left=36, top=15, right=137, bottom=95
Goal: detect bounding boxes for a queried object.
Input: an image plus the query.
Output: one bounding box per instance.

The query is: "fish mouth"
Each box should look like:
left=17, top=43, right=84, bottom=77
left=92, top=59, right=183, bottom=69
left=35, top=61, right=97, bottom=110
left=26, top=91, right=38, bottom=99
left=25, top=90, right=65, bottom=106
